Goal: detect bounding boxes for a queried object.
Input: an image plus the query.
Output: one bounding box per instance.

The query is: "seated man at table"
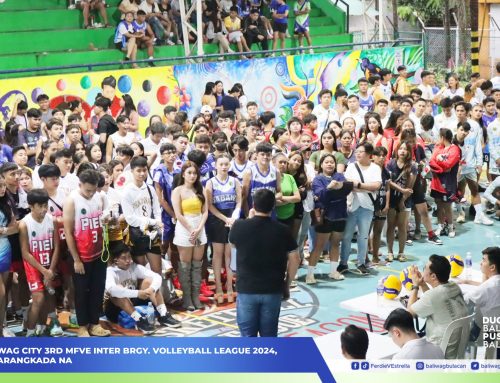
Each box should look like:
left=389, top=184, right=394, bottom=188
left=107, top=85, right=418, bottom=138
left=408, top=255, right=468, bottom=359
left=384, top=308, right=444, bottom=359
left=340, top=325, right=369, bottom=359
left=460, top=246, right=500, bottom=357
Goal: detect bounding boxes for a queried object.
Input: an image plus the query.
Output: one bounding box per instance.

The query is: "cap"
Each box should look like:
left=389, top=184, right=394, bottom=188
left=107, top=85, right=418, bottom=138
left=200, top=105, right=213, bottom=114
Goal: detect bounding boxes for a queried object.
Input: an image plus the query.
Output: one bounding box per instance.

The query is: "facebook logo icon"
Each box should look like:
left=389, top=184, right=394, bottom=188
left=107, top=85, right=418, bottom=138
left=351, top=362, right=359, bottom=370
left=361, top=362, right=369, bottom=370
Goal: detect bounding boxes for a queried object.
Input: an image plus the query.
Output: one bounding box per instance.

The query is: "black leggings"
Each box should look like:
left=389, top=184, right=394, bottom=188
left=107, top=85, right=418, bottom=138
left=72, top=257, right=106, bottom=326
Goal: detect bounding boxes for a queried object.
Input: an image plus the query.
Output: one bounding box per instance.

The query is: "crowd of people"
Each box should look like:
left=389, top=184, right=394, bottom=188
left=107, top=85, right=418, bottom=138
left=72, top=0, right=315, bottom=65
left=0, top=58, right=499, bottom=343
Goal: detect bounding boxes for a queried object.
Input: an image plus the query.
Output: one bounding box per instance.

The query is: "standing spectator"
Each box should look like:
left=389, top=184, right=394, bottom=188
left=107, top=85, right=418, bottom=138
left=407, top=255, right=468, bottom=359
left=384, top=309, right=444, bottom=359
left=224, top=6, right=251, bottom=59
left=36, top=94, right=53, bottom=125
left=294, top=0, right=313, bottom=54
left=306, top=153, right=353, bottom=283
left=357, top=78, right=375, bottom=112
left=75, top=0, right=109, bottom=29
left=10, top=98, right=29, bottom=131
left=94, top=97, right=118, bottom=156
left=379, top=69, right=394, bottom=100
left=18, top=108, right=42, bottom=169
left=63, top=169, right=110, bottom=337
left=118, top=0, right=141, bottom=18
left=313, top=90, right=339, bottom=136
left=229, top=189, right=299, bottom=337
left=243, top=8, right=270, bottom=56
left=339, top=142, right=382, bottom=275
left=271, top=0, right=289, bottom=55
left=394, top=65, right=411, bottom=96
left=221, top=86, right=242, bottom=119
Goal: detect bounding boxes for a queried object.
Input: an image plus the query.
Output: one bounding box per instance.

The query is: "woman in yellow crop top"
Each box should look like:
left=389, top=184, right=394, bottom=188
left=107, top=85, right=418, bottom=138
left=171, top=161, right=208, bottom=311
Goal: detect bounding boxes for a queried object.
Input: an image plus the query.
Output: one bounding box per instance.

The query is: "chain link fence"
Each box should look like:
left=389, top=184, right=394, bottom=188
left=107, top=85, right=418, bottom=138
left=422, top=27, right=471, bottom=69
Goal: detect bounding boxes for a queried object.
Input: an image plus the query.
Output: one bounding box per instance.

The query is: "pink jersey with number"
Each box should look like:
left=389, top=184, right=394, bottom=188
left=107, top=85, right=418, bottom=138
left=71, top=190, right=105, bottom=263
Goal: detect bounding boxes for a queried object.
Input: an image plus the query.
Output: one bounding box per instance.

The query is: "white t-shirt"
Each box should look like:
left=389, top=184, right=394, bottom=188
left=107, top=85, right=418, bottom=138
left=341, top=108, right=367, bottom=132
left=418, top=84, right=435, bottom=100
left=442, top=87, right=465, bottom=99
left=492, top=76, right=500, bottom=90
left=392, top=337, right=444, bottom=359
left=464, top=274, right=500, bottom=319
left=312, top=105, right=339, bottom=136
left=106, top=264, right=162, bottom=299
left=58, top=173, right=80, bottom=198
left=140, top=135, right=165, bottom=172
left=139, top=1, right=160, bottom=15
left=344, top=162, right=381, bottom=212
left=411, top=282, right=468, bottom=359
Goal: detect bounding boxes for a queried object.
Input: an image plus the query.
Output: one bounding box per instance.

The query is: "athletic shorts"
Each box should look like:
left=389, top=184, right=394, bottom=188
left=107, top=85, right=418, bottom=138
left=277, top=216, right=295, bottom=231
left=315, top=218, right=346, bottom=234
left=294, top=22, right=309, bottom=34
left=161, top=213, right=175, bottom=243
left=411, top=175, right=427, bottom=205
left=273, top=22, right=288, bottom=34
left=458, top=172, right=479, bottom=183
left=9, top=260, right=23, bottom=273
left=431, top=189, right=456, bottom=203
left=24, top=259, right=49, bottom=293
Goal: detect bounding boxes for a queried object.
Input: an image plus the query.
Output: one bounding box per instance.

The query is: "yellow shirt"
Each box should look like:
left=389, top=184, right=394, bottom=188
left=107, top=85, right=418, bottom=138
left=224, top=16, right=241, bottom=32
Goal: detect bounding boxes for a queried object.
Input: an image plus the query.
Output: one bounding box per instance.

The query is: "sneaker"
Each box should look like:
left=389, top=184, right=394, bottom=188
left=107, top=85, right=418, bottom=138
left=397, top=254, right=408, bottom=262
left=177, top=40, right=183, bottom=45
left=309, top=48, right=314, bottom=54
left=89, top=324, right=111, bottom=337
left=405, top=239, right=413, bottom=246
left=474, top=213, right=494, bottom=226
left=3, top=328, right=16, bottom=337
left=68, top=314, right=79, bottom=328
left=448, top=225, right=456, bottom=238
left=148, top=60, right=156, bottom=67
left=387, top=253, right=394, bottom=262
left=356, top=264, right=370, bottom=275
left=77, top=327, right=90, bottom=337
left=136, top=317, right=156, bottom=335
left=439, top=223, right=449, bottom=237
left=456, top=212, right=466, bottom=223
left=328, top=271, right=345, bottom=280
left=305, top=274, right=317, bottom=284
left=68, top=4, right=76, bottom=9
left=290, top=280, right=298, bottom=288
left=427, top=234, right=443, bottom=245
left=48, top=318, right=64, bottom=337
left=337, top=263, right=349, bottom=274
left=166, top=39, right=175, bottom=46
left=158, top=313, right=181, bottom=328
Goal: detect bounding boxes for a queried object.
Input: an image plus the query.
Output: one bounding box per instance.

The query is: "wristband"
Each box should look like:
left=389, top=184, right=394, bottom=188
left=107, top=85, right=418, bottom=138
left=411, top=285, right=419, bottom=291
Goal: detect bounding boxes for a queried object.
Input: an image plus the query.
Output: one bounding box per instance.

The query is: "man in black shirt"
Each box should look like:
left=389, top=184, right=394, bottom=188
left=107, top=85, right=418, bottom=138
left=243, top=8, right=269, bottom=55
left=95, top=97, right=118, bottom=155
left=229, top=189, right=299, bottom=337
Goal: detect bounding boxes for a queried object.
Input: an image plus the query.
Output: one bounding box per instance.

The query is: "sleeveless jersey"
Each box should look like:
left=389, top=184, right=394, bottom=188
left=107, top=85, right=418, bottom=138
left=153, top=165, right=175, bottom=211
left=247, top=163, right=277, bottom=207
left=22, top=214, right=55, bottom=268
left=359, top=94, right=375, bottom=111
left=47, top=189, right=67, bottom=251
left=72, top=190, right=105, bottom=262
left=210, top=176, right=238, bottom=211
left=229, top=159, right=250, bottom=182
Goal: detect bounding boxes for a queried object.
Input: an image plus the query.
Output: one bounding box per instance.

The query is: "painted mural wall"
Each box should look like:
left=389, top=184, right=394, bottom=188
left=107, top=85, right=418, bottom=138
left=0, top=46, right=423, bottom=133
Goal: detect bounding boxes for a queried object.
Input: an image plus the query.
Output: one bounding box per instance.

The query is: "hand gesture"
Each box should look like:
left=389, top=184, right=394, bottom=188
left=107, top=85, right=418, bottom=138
left=74, top=260, right=85, bottom=275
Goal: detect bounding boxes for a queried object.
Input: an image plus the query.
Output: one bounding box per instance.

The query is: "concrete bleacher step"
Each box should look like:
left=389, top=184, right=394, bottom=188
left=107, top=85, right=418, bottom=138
left=0, top=7, right=121, bottom=33
left=0, top=0, right=121, bottom=11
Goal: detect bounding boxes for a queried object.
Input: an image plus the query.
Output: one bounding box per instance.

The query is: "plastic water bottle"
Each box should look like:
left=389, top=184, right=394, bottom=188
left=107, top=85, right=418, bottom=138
left=45, top=285, right=55, bottom=295
left=146, top=302, right=155, bottom=325
left=465, top=252, right=472, bottom=280
left=377, top=278, right=384, bottom=306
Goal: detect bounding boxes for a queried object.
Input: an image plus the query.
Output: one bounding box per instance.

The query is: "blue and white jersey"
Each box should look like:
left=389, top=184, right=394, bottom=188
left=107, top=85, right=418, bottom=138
left=461, top=119, right=484, bottom=174
left=247, top=163, right=277, bottom=207
left=229, top=159, right=250, bottom=182
left=359, top=94, right=375, bottom=112
left=210, top=176, right=238, bottom=212
left=114, top=20, right=134, bottom=44
left=132, top=20, right=147, bottom=34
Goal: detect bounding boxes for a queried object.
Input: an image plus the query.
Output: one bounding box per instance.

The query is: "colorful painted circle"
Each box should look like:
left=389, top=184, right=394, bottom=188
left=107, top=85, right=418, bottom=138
left=31, top=88, right=43, bottom=103
left=137, top=100, right=150, bottom=117
left=275, top=61, right=286, bottom=77
left=56, top=79, right=66, bottom=91
left=86, top=87, right=101, bottom=105
left=260, top=86, right=278, bottom=111
left=80, top=75, right=92, bottom=89
left=142, top=80, right=152, bottom=92
left=118, top=75, right=132, bottom=94
left=156, top=86, right=171, bottom=105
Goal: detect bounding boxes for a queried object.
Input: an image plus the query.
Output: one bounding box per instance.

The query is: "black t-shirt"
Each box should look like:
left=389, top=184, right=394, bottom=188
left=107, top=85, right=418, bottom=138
left=229, top=216, right=297, bottom=294
left=221, top=95, right=240, bottom=113
left=97, top=114, right=118, bottom=149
